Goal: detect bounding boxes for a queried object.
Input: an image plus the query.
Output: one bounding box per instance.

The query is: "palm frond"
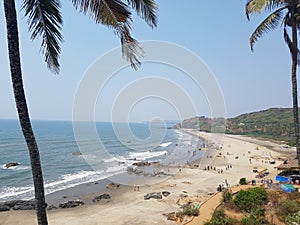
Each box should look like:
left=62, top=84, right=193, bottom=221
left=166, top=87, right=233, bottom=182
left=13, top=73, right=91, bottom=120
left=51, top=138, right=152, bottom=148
left=249, top=7, right=285, bottom=50
left=72, top=0, right=145, bottom=69
left=72, top=0, right=131, bottom=27
left=22, top=0, right=63, bottom=74
left=120, top=25, right=144, bottom=70
left=246, top=0, right=268, bottom=19
left=265, top=0, right=284, bottom=12
left=127, top=0, right=158, bottom=28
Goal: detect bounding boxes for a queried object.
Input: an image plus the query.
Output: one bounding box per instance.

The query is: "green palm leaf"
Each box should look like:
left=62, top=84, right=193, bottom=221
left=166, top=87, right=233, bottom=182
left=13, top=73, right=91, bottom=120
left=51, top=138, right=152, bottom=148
left=22, top=0, right=63, bottom=74
left=72, top=0, right=131, bottom=26
left=72, top=0, right=146, bottom=69
left=249, top=7, right=285, bottom=50
left=127, top=0, right=158, bottom=28
left=246, top=0, right=283, bottom=19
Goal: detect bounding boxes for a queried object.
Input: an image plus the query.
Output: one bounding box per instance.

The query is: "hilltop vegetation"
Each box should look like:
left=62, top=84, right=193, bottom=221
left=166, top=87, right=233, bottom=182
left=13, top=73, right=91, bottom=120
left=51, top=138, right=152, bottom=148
left=173, top=108, right=298, bottom=145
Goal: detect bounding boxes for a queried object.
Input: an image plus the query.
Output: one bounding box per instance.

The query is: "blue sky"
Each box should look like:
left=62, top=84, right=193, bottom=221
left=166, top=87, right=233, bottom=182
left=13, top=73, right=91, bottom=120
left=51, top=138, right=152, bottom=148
left=0, top=1, right=295, bottom=122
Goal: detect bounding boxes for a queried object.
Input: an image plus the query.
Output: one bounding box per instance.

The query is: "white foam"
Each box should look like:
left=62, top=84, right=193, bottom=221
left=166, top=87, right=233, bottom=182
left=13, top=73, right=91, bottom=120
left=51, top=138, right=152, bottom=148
left=159, top=142, right=172, bottom=147
left=129, top=150, right=168, bottom=161
left=0, top=168, right=126, bottom=201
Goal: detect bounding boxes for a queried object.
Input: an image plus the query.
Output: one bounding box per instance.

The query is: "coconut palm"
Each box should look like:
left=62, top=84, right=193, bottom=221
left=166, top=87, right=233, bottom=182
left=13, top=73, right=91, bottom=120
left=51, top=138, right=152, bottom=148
left=246, top=0, right=300, bottom=165
left=3, top=1, right=157, bottom=224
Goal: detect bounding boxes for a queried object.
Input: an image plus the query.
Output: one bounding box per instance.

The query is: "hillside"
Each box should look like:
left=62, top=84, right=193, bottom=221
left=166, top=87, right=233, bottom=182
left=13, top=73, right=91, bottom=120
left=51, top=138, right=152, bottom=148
left=173, top=108, right=297, bottom=145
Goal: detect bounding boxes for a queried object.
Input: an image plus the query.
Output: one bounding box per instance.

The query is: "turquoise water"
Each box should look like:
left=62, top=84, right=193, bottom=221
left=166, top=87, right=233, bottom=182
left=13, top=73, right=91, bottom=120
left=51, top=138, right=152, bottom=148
left=0, top=120, right=205, bottom=201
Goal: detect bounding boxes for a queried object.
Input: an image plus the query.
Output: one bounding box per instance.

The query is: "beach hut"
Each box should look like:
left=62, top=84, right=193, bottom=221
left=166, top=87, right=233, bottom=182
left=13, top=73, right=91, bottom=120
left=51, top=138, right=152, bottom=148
left=276, top=158, right=300, bottom=176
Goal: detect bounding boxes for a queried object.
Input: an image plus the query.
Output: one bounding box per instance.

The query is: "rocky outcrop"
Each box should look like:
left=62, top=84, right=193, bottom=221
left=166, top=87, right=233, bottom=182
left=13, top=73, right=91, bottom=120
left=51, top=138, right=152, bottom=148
left=59, top=200, right=84, bottom=208
left=12, top=200, right=36, bottom=210
left=0, top=204, right=10, bottom=211
left=132, top=161, right=151, bottom=167
left=1, top=200, right=36, bottom=210
left=4, top=162, right=19, bottom=168
left=144, top=192, right=162, bottom=200
left=92, top=194, right=111, bottom=202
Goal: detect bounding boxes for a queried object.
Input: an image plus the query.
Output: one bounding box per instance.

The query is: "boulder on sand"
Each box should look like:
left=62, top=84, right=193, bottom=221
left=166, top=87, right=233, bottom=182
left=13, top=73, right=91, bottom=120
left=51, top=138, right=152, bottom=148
left=92, top=194, right=111, bottom=202
left=59, top=200, right=84, bottom=208
left=144, top=192, right=162, bottom=200
left=0, top=204, right=10, bottom=212
left=9, top=200, right=36, bottom=210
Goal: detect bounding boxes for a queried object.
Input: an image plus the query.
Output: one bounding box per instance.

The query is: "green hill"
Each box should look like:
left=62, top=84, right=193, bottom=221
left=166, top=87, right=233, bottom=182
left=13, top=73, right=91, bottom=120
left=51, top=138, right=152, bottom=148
left=174, top=108, right=298, bottom=145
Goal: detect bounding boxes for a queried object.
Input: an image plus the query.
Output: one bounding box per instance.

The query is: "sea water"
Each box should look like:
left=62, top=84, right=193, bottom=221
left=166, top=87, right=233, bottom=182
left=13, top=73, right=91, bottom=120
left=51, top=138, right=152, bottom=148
left=0, top=120, right=205, bottom=201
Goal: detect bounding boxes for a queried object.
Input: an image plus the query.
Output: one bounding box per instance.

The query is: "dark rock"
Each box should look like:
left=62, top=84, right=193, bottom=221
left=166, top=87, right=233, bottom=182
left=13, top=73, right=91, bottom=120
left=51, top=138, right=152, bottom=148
left=92, top=194, right=111, bottom=202
left=144, top=192, right=162, bottom=200
left=59, top=200, right=84, bottom=208
left=127, top=167, right=134, bottom=172
left=0, top=204, right=10, bottom=212
left=132, top=161, right=151, bottom=167
left=4, top=200, right=22, bottom=208
left=162, top=191, right=171, bottom=197
left=72, top=152, right=82, bottom=156
left=4, top=162, right=19, bottom=168
left=106, top=183, right=120, bottom=189
left=12, top=200, right=36, bottom=210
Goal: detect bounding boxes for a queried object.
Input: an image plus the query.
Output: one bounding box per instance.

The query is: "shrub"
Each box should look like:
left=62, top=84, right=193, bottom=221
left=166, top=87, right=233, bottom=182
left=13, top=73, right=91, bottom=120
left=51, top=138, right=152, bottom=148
left=180, top=203, right=199, bottom=216
left=204, top=209, right=239, bottom=225
left=234, top=187, right=267, bottom=212
left=222, top=188, right=233, bottom=203
left=240, top=208, right=270, bottom=225
left=286, top=211, right=300, bottom=225
left=239, top=177, right=247, bottom=185
left=276, top=199, right=300, bottom=221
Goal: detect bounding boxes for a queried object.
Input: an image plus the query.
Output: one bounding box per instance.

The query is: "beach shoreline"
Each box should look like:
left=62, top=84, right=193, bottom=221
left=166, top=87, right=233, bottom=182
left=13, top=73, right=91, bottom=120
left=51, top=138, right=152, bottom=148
left=0, top=130, right=295, bottom=225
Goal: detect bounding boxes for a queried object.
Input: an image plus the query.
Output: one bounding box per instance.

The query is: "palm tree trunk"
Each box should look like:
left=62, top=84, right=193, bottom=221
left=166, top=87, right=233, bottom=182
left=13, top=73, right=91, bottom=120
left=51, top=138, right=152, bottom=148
left=3, top=0, right=48, bottom=224
left=291, top=16, right=300, bottom=166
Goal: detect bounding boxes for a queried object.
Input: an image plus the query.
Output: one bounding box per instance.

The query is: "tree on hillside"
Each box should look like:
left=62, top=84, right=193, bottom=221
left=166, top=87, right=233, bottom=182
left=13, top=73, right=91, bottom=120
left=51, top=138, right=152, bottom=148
left=3, top=1, right=157, bottom=224
left=246, top=0, right=300, bottom=165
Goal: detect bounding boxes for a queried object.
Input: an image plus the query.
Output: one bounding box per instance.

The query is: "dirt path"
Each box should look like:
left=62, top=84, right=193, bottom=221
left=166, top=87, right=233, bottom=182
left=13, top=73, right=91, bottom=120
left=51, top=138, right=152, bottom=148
left=188, top=185, right=254, bottom=225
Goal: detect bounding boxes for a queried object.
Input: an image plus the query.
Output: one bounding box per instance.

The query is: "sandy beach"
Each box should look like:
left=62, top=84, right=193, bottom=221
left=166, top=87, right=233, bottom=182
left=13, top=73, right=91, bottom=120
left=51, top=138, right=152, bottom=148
left=0, top=130, right=295, bottom=225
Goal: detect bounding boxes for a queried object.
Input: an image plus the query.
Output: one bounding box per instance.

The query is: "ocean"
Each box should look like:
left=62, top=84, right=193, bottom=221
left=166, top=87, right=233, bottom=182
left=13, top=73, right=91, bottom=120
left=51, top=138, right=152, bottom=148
left=0, top=120, right=205, bottom=201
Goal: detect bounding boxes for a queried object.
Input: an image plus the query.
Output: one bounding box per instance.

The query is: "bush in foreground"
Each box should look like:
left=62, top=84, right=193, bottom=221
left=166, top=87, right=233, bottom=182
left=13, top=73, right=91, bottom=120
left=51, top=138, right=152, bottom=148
left=276, top=199, right=300, bottom=222
left=204, top=209, right=239, bottom=225
left=234, top=187, right=267, bottom=212
left=286, top=211, right=300, bottom=225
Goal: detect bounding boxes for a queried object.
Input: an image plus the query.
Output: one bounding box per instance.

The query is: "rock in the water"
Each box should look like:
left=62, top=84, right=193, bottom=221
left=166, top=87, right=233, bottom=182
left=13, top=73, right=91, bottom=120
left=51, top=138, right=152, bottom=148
left=92, top=194, right=111, bottom=202
left=12, top=200, right=36, bottom=210
left=132, top=161, right=151, bottom=167
left=106, top=183, right=120, bottom=189
left=72, top=152, right=82, bottom=156
left=0, top=204, right=10, bottom=212
left=162, top=191, right=171, bottom=197
left=144, top=192, right=162, bottom=200
left=4, top=162, right=19, bottom=168
left=127, top=167, right=134, bottom=172
left=59, top=200, right=84, bottom=208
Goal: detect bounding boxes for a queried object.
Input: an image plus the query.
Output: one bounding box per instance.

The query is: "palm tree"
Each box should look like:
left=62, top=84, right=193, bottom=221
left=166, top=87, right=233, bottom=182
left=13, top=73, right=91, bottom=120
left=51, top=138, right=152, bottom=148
left=3, top=1, right=157, bottom=224
left=246, top=0, right=300, bottom=165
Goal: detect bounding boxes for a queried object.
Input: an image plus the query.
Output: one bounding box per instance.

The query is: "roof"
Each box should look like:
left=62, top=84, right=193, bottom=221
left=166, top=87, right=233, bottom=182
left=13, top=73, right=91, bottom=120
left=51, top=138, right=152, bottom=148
left=276, top=159, right=300, bottom=170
